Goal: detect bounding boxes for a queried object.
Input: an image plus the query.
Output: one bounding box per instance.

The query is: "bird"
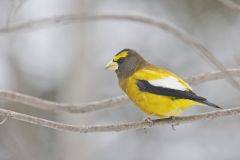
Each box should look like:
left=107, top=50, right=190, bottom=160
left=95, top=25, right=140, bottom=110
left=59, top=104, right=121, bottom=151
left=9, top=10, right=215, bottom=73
left=105, top=48, right=221, bottom=119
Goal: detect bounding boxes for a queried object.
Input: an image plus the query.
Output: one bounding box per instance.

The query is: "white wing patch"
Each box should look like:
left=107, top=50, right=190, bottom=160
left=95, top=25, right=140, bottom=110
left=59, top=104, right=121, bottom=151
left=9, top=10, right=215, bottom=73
left=148, top=76, right=191, bottom=91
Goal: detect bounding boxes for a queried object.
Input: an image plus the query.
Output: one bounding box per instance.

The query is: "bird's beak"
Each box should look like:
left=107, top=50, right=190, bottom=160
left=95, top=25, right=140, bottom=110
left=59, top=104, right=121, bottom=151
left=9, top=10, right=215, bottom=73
left=105, top=60, right=118, bottom=71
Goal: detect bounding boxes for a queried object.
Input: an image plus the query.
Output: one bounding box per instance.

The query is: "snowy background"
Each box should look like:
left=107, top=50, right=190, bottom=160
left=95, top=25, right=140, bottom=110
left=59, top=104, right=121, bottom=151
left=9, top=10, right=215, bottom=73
left=0, top=0, right=240, bottom=160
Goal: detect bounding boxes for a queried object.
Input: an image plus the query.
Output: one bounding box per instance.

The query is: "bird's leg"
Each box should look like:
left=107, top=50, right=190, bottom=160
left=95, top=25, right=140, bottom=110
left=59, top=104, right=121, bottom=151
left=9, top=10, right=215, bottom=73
left=170, top=116, right=179, bottom=131
left=144, top=117, right=153, bottom=127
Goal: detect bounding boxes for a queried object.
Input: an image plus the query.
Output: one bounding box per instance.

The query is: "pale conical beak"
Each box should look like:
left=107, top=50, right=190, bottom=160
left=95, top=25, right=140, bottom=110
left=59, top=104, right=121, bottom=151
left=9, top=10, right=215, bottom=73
left=105, top=60, right=118, bottom=71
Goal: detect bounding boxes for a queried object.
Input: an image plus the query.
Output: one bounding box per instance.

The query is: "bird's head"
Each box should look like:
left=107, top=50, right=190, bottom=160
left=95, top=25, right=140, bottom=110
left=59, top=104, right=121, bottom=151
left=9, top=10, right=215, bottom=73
left=105, top=49, right=147, bottom=79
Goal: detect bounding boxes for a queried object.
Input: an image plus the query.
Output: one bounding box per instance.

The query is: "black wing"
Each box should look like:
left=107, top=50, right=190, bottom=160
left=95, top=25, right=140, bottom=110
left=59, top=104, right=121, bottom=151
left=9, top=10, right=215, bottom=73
left=137, top=80, right=206, bottom=101
left=136, top=80, right=221, bottom=109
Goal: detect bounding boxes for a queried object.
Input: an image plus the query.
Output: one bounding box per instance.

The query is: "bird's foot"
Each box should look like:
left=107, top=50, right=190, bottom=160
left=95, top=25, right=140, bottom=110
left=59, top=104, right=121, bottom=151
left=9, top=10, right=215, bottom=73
left=144, top=117, right=153, bottom=127
left=170, top=116, right=179, bottom=131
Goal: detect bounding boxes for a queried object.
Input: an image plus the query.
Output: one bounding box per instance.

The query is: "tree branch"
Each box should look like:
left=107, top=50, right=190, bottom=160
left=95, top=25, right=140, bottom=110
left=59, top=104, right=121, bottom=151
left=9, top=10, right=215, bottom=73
left=0, top=12, right=239, bottom=89
left=0, top=68, right=239, bottom=113
left=0, top=116, right=8, bottom=125
left=0, top=91, right=128, bottom=113
left=186, top=68, right=240, bottom=85
left=219, top=0, right=240, bottom=11
left=0, top=107, right=239, bottom=133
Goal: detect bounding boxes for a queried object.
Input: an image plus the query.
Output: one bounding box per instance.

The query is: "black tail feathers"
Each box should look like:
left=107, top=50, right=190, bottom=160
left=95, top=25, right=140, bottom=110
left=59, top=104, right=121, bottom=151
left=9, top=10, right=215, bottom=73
left=198, top=100, right=222, bottom=109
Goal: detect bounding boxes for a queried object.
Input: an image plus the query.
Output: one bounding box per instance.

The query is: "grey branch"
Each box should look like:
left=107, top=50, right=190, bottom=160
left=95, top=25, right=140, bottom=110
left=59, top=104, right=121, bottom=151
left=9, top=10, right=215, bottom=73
left=0, top=68, right=239, bottom=113
left=0, top=116, right=8, bottom=125
left=187, top=68, right=240, bottom=85
left=0, top=91, right=128, bottom=113
left=0, top=12, right=239, bottom=89
left=219, top=0, right=240, bottom=11
left=0, top=107, right=240, bottom=133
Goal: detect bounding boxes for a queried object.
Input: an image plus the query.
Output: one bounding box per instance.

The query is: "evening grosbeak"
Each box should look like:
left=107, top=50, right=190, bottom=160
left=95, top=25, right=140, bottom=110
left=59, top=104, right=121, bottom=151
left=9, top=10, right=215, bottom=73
left=105, top=49, right=221, bottom=118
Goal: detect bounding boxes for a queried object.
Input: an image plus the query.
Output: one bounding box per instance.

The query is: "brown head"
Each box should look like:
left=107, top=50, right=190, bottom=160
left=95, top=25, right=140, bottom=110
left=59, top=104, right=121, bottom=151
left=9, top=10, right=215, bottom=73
left=105, top=49, right=148, bottom=80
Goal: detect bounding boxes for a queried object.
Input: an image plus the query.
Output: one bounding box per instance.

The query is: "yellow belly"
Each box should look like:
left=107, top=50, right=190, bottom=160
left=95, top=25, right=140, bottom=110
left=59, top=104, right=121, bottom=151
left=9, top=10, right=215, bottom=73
left=121, top=78, right=201, bottom=117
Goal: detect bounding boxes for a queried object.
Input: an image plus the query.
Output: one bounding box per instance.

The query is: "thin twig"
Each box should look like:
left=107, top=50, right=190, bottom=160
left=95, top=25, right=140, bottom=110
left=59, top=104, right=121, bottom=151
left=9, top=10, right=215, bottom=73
left=0, top=12, right=238, bottom=89
left=219, top=0, right=240, bottom=11
left=0, top=68, right=239, bottom=113
left=6, top=0, right=28, bottom=25
left=0, top=116, right=8, bottom=125
left=0, top=107, right=239, bottom=133
left=187, top=68, right=240, bottom=85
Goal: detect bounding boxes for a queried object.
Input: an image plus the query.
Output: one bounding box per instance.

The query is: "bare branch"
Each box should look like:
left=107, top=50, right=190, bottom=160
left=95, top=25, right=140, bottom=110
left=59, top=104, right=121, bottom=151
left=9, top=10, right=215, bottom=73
left=0, top=68, right=239, bottom=113
left=0, top=116, right=8, bottom=125
left=0, top=107, right=239, bottom=133
left=0, top=12, right=238, bottom=89
left=187, top=68, right=240, bottom=85
left=219, top=0, right=240, bottom=11
left=6, top=0, right=28, bottom=25
left=0, top=91, right=128, bottom=113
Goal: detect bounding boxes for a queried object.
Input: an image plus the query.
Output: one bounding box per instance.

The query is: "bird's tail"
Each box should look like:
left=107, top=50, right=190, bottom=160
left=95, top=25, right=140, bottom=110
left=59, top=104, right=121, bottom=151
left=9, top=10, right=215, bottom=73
left=197, top=100, right=222, bottom=109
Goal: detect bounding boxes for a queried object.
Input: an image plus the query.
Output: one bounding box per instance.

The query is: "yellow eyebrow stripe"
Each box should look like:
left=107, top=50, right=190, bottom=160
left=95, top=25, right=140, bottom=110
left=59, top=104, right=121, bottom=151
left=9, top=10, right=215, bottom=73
left=113, top=51, right=128, bottom=61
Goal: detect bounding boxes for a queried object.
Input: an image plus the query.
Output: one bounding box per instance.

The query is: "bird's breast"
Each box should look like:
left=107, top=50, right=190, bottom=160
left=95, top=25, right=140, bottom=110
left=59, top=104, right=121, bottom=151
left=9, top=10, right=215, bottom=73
left=119, top=77, right=185, bottom=117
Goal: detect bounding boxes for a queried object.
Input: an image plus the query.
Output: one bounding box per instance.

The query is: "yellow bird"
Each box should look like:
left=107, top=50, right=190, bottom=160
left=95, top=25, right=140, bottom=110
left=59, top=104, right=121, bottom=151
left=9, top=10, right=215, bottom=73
left=105, top=49, right=221, bottom=118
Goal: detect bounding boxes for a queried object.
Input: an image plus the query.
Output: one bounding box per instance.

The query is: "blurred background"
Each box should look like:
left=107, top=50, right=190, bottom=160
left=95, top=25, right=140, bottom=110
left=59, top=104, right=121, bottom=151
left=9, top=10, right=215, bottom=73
left=0, top=0, right=240, bottom=159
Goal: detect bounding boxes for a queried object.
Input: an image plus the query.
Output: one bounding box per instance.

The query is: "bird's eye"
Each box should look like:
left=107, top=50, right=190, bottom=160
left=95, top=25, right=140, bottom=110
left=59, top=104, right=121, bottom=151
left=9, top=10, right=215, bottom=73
left=118, top=58, right=124, bottom=64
